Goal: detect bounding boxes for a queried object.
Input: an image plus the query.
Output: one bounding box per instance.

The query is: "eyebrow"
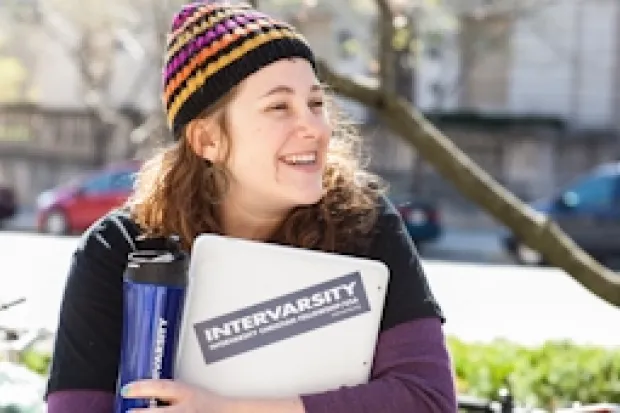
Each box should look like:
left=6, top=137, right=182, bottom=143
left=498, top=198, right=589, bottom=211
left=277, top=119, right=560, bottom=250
left=260, top=84, right=323, bottom=98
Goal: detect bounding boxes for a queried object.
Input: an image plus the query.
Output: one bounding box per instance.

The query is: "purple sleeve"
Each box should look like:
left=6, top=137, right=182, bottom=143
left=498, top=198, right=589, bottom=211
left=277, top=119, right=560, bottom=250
left=301, top=317, right=457, bottom=413
left=46, top=390, right=114, bottom=413
left=46, top=318, right=455, bottom=413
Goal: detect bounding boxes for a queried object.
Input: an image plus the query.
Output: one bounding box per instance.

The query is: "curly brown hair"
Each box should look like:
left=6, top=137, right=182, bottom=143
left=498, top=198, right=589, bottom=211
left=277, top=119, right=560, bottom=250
left=126, top=88, right=385, bottom=254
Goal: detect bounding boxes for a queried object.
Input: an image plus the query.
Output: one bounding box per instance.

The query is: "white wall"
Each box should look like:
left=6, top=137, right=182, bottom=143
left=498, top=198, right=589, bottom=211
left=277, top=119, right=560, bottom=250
left=573, top=0, right=618, bottom=128
left=28, top=28, right=85, bottom=109
left=416, top=29, right=461, bottom=112
left=508, top=0, right=618, bottom=129
left=418, top=0, right=620, bottom=130
left=14, top=0, right=620, bottom=131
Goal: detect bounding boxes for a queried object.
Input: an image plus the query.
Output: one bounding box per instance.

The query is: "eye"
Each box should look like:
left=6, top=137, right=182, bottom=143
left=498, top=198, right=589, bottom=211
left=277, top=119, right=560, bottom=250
left=267, top=102, right=289, bottom=111
left=309, top=99, right=324, bottom=110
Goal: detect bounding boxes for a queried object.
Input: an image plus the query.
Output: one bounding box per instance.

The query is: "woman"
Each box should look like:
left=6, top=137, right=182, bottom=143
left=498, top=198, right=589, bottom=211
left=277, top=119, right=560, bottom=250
left=45, top=2, right=457, bottom=412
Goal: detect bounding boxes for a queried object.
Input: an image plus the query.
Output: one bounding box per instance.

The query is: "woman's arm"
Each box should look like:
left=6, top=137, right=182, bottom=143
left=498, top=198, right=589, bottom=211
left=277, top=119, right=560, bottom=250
left=46, top=391, right=114, bottom=412
left=48, top=198, right=457, bottom=413
left=46, top=211, right=139, bottom=413
left=208, top=197, right=456, bottom=413
left=300, top=317, right=456, bottom=413
left=220, top=318, right=454, bottom=413
left=294, top=196, right=457, bottom=412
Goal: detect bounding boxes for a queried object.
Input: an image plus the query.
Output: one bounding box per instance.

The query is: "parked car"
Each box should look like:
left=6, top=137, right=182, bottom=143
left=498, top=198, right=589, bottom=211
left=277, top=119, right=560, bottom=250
left=36, top=162, right=140, bottom=235
left=503, top=162, right=620, bottom=265
left=390, top=195, right=442, bottom=247
left=0, top=185, right=17, bottom=226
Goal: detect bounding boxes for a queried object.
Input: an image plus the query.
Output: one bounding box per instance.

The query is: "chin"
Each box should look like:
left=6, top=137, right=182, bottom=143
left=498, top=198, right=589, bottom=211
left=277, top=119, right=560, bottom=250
left=287, top=187, right=324, bottom=207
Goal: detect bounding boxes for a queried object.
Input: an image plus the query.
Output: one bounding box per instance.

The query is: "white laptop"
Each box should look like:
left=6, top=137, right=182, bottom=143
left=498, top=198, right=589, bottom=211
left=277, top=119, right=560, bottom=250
left=174, top=234, right=390, bottom=398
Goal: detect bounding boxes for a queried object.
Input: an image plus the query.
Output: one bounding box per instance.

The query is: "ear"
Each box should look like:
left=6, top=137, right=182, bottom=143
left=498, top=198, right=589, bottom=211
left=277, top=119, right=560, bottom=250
left=185, top=119, right=224, bottom=163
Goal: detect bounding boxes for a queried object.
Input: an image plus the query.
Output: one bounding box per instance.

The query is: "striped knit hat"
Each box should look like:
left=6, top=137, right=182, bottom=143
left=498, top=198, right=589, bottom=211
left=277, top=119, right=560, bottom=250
left=163, top=2, right=317, bottom=137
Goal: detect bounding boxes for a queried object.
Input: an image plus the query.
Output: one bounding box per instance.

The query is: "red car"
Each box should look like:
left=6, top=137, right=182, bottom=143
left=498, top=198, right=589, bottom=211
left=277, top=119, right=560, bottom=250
left=36, top=162, right=140, bottom=235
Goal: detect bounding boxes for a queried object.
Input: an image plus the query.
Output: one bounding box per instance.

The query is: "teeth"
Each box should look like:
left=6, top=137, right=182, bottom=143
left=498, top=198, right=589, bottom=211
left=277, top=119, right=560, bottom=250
left=282, top=152, right=316, bottom=165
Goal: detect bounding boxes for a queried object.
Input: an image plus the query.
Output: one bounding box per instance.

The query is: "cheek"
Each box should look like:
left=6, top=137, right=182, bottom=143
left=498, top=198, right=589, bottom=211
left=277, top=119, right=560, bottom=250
left=321, top=123, right=333, bottom=149
left=323, top=123, right=333, bottom=141
left=318, top=113, right=332, bottom=135
left=249, top=123, right=291, bottom=161
left=227, top=131, right=280, bottom=177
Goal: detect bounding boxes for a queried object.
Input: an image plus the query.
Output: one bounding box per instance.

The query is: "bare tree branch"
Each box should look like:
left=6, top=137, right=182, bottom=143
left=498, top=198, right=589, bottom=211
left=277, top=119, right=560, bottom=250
left=376, top=0, right=396, bottom=94
left=375, top=0, right=391, bottom=16
left=317, top=60, right=620, bottom=307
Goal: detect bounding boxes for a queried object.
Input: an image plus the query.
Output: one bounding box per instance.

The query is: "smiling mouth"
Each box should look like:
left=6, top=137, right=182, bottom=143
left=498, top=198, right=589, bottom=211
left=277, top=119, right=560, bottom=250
left=280, top=151, right=318, bottom=166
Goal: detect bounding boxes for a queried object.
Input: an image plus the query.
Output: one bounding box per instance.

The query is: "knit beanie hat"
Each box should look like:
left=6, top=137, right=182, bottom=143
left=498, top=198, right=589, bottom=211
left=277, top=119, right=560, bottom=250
left=163, top=1, right=317, bottom=137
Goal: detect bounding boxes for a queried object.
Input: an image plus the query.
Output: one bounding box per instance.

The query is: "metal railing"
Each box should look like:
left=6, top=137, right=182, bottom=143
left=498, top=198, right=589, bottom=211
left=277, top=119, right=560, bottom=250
left=0, top=297, right=51, bottom=363
left=458, top=387, right=515, bottom=412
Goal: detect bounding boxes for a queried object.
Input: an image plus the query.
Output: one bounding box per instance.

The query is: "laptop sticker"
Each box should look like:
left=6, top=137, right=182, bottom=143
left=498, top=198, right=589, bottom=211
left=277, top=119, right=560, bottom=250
left=193, top=271, right=371, bottom=364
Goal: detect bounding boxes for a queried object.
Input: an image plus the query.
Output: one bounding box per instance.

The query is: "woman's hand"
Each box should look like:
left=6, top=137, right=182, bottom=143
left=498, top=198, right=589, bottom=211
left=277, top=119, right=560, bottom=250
left=122, top=379, right=233, bottom=413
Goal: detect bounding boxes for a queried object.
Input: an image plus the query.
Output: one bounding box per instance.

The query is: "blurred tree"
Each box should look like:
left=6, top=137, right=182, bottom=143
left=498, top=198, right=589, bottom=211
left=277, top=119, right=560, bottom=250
left=41, top=0, right=620, bottom=306
left=256, top=0, right=620, bottom=307
left=33, top=0, right=187, bottom=163
left=0, top=56, right=28, bottom=102
left=0, top=4, right=34, bottom=102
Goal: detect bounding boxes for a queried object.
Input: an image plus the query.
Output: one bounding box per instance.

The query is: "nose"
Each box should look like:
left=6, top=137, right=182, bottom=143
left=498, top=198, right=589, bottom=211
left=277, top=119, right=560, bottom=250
left=297, top=107, right=328, bottom=139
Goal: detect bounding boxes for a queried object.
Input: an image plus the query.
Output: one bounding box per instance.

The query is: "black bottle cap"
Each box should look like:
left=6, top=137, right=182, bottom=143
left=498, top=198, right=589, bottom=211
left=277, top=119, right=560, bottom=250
left=124, top=236, right=188, bottom=287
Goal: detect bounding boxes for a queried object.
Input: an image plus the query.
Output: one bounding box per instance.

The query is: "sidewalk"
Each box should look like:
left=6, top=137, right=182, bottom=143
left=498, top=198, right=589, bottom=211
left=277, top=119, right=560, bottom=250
left=421, top=228, right=511, bottom=264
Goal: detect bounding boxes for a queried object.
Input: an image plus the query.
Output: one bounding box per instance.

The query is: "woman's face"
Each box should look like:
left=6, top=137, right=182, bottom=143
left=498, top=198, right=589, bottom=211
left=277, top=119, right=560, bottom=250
left=218, top=58, right=332, bottom=215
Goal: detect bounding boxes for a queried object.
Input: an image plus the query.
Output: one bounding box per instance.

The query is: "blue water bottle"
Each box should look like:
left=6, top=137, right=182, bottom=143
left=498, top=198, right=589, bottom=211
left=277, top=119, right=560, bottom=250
left=115, top=237, right=188, bottom=412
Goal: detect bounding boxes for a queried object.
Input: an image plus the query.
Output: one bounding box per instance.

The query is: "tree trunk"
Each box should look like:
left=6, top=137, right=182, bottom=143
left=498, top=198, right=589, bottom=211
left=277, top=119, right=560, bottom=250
left=376, top=0, right=396, bottom=94
left=317, top=61, right=620, bottom=308
left=92, top=118, right=106, bottom=167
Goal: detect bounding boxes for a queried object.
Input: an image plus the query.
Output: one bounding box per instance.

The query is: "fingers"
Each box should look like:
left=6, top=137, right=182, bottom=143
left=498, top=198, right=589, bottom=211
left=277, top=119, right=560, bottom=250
left=122, top=379, right=189, bottom=403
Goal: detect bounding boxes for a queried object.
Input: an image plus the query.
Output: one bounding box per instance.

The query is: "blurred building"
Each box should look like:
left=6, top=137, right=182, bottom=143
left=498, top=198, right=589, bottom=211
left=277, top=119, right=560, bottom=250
left=2, top=0, right=620, bottom=222
left=0, top=0, right=159, bottom=205
left=414, top=0, right=620, bottom=213
left=433, top=0, right=620, bottom=130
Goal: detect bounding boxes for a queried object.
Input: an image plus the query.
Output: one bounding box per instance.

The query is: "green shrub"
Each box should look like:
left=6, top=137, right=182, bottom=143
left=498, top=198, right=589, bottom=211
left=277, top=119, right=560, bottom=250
left=448, top=337, right=620, bottom=410
left=16, top=338, right=620, bottom=410
left=17, top=351, right=51, bottom=376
